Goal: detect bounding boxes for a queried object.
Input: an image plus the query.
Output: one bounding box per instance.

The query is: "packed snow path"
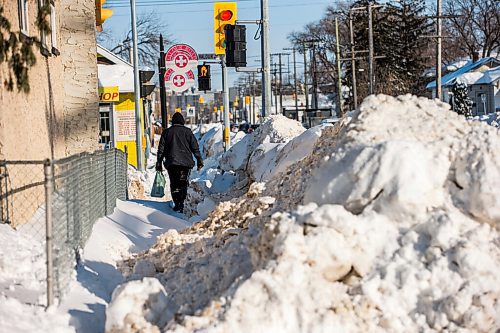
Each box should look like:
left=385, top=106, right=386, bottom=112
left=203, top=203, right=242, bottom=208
left=0, top=199, right=188, bottom=333
left=60, top=200, right=188, bottom=333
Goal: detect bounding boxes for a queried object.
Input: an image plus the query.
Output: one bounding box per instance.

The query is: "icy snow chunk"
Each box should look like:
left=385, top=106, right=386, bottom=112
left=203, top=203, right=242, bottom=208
left=451, top=128, right=500, bottom=227
left=249, top=125, right=324, bottom=182
left=105, top=278, right=176, bottom=333
left=305, top=141, right=449, bottom=219
left=197, top=197, right=216, bottom=219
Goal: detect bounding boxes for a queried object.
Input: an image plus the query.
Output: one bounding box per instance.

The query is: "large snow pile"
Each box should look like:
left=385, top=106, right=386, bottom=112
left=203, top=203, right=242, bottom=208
left=186, top=115, right=306, bottom=218
left=108, top=95, right=500, bottom=333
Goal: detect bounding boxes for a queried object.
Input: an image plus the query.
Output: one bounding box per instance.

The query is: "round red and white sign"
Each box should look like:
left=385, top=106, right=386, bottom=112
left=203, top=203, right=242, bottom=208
left=165, top=68, right=195, bottom=93
left=165, top=44, right=198, bottom=72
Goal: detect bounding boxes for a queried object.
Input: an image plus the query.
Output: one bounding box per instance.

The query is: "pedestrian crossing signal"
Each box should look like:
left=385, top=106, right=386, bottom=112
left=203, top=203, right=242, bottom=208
left=197, top=64, right=211, bottom=91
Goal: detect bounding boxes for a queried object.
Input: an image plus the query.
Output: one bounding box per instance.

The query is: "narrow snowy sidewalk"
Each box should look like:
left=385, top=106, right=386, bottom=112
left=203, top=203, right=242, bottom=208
left=58, top=199, right=189, bottom=333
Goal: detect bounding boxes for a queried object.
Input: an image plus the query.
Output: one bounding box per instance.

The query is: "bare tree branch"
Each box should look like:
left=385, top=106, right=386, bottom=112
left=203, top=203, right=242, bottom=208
left=98, top=11, right=174, bottom=69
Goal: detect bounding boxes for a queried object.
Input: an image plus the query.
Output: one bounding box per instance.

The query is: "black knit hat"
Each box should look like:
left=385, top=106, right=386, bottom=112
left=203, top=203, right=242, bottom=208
left=172, top=112, right=185, bottom=125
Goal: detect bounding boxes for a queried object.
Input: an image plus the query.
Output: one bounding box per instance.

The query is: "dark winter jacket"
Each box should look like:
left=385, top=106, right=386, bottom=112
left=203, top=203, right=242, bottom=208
left=156, top=113, right=203, bottom=169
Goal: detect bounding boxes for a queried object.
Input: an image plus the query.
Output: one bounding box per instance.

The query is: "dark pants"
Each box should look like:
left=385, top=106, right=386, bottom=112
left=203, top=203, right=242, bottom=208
left=167, top=165, right=191, bottom=210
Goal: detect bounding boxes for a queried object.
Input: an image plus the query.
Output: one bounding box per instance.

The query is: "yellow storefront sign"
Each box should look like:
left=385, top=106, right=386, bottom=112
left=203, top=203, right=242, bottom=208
left=99, top=86, right=120, bottom=102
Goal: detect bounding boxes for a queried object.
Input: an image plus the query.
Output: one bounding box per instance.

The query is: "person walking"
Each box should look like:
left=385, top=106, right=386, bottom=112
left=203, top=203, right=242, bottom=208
left=156, top=113, right=203, bottom=213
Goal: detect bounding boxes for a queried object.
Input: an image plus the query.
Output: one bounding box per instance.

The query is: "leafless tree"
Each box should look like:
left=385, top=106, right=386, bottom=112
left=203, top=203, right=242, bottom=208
left=444, top=0, right=500, bottom=59
left=98, top=11, right=173, bottom=69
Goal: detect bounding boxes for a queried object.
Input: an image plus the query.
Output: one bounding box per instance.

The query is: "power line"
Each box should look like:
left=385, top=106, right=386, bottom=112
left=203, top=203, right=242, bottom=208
left=106, top=0, right=256, bottom=8
left=106, top=0, right=330, bottom=10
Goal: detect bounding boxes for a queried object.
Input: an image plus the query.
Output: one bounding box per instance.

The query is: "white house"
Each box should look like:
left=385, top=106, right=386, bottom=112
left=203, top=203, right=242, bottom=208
left=426, top=57, right=500, bottom=116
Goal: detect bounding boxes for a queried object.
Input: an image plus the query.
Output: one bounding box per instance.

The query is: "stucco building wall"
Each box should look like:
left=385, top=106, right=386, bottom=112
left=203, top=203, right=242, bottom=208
left=0, top=0, right=99, bottom=160
left=0, top=1, right=66, bottom=161
left=60, top=0, right=99, bottom=156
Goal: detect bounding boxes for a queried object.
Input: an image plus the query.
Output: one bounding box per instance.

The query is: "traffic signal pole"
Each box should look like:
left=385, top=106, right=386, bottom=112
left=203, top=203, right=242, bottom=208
left=130, top=0, right=143, bottom=171
left=159, top=34, right=167, bottom=129
left=222, top=55, right=231, bottom=150
left=261, top=0, right=272, bottom=117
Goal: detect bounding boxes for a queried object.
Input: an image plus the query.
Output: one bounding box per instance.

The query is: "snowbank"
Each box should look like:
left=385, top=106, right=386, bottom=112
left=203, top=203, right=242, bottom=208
left=186, top=115, right=306, bottom=218
left=220, top=114, right=305, bottom=172
left=108, top=95, right=500, bottom=333
left=0, top=225, right=75, bottom=333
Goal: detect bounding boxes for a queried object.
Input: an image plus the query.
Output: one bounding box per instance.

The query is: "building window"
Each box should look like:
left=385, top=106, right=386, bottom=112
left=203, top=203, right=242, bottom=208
left=38, top=0, right=50, bottom=56
left=50, top=1, right=59, bottom=55
left=18, top=0, right=29, bottom=36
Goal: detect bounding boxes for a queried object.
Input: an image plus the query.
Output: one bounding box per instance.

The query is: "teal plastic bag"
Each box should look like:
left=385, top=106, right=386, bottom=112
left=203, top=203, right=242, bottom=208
left=151, top=172, right=166, bottom=198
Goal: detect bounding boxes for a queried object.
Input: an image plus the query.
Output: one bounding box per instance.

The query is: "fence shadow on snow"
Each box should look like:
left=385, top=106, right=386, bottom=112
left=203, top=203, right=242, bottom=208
left=0, top=148, right=127, bottom=307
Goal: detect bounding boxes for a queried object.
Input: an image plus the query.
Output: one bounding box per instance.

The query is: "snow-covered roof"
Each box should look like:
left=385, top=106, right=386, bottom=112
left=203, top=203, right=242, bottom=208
left=456, top=66, right=500, bottom=86
left=98, top=64, right=135, bottom=92
left=446, top=59, right=469, bottom=72
left=426, top=57, right=500, bottom=89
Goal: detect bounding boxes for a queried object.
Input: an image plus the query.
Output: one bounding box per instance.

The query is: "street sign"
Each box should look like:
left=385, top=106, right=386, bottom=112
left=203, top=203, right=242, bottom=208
left=165, top=68, right=195, bottom=93
left=198, top=53, right=219, bottom=60
left=187, top=106, right=196, bottom=118
left=165, top=44, right=198, bottom=72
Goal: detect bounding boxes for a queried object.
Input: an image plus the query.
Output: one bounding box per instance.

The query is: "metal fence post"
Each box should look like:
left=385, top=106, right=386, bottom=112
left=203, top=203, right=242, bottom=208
left=124, top=146, right=129, bottom=200
left=44, top=159, right=54, bottom=308
left=114, top=148, right=118, bottom=203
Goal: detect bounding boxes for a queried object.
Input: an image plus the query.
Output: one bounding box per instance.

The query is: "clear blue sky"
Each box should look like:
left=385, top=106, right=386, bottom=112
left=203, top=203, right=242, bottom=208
left=101, top=0, right=333, bottom=89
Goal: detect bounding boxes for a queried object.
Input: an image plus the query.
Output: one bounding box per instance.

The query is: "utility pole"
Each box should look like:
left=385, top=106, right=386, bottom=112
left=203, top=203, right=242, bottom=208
left=261, top=0, right=272, bottom=117
left=284, top=47, right=300, bottom=121
left=302, top=43, right=309, bottom=111
left=335, top=17, right=343, bottom=116
left=272, top=63, right=278, bottom=112
left=436, top=0, right=442, bottom=100
left=349, top=11, right=358, bottom=109
left=158, top=34, right=167, bottom=129
left=222, top=55, right=230, bottom=150
left=278, top=53, right=283, bottom=115
left=368, top=2, right=374, bottom=95
left=311, top=44, right=318, bottom=109
left=130, top=0, right=143, bottom=171
left=252, top=73, right=256, bottom=124
left=293, top=49, right=298, bottom=120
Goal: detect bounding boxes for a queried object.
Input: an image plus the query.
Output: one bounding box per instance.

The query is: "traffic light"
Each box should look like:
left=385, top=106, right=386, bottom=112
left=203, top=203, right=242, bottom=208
left=95, top=0, right=113, bottom=32
left=225, top=24, right=246, bottom=67
left=197, top=64, right=211, bottom=91
left=214, top=2, right=237, bottom=55
left=139, top=70, right=155, bottom=98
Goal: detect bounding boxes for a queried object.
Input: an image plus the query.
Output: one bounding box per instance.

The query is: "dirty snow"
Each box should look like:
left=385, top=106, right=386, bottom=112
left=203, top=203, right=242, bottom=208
left=108, top=94, right=500, bottom=333
left=186, top=115, right=307, bottom=218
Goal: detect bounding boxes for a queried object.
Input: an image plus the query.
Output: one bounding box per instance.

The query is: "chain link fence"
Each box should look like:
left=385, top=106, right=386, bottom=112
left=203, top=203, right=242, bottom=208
left=0, top=148, right=127, bottom=307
